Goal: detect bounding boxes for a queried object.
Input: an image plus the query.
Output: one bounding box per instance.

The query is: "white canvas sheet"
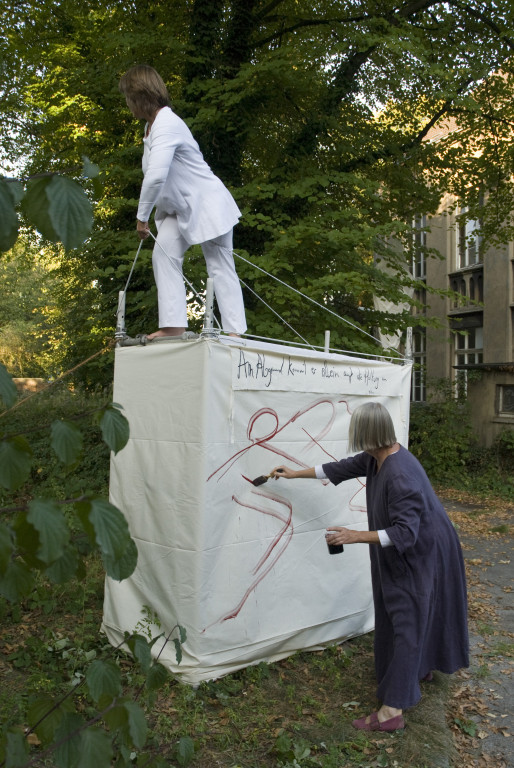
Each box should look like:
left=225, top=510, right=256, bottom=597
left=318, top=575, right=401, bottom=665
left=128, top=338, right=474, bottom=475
left=103, top=337, right=412, bottom=684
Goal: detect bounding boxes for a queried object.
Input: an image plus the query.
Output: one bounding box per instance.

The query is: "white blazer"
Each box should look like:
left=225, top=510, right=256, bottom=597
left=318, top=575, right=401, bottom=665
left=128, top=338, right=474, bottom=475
left=137, top=107, right=241, bottom=245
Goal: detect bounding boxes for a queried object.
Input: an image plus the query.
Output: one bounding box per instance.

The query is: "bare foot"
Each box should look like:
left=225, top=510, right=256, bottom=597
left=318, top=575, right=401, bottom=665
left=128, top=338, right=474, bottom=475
left=147, top=327, right=186, bottom=340
left=377, top=705, right=402, bottom=723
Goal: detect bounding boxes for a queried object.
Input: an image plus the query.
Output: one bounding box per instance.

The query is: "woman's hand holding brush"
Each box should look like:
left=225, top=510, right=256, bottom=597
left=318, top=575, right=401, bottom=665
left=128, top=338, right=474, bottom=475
left=251, top=466, right=317, bottom=485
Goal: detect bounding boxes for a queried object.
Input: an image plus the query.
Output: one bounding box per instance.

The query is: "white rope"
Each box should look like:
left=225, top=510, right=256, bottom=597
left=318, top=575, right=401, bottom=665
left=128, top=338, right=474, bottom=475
left=238, top=278, right=314, bottom=351
left=116, top=239, right=144, bottom=317
left=116, top=232, right=222, bottom=330
left=243, top=333, right=402, bottom=360
left=233, top=251, right=407, bottom=359
left=116, top=234, right=407, bottom=361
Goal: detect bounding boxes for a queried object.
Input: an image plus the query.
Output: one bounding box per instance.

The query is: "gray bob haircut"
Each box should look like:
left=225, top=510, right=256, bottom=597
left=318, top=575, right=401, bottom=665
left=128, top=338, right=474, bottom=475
left=349, top=402, right=397, bottom=452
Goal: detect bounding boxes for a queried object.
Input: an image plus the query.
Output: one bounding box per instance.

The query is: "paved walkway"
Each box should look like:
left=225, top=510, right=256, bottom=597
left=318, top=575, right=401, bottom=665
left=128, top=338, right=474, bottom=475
left=441, top=496, right=513, bottom=768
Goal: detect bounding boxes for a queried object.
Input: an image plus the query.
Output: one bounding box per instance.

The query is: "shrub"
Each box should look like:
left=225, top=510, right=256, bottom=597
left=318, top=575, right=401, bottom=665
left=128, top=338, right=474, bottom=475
left=409, top=378, right=475, bottom=483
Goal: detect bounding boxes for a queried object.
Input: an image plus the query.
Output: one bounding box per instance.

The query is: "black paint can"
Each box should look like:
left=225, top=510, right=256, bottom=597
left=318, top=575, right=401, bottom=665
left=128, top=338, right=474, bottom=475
left=326, top=538, right=344, bottom=555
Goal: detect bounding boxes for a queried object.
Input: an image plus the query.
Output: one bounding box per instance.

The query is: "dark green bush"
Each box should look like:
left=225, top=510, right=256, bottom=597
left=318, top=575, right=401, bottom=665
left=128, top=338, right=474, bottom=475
left=409, top=379, right=475, bottom=483
left=409, top=379, right=514, bottom=500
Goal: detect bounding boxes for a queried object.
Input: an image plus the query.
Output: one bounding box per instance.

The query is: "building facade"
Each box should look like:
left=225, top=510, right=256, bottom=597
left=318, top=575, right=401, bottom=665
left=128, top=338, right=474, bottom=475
left=410, top=202, right=514, bottom=447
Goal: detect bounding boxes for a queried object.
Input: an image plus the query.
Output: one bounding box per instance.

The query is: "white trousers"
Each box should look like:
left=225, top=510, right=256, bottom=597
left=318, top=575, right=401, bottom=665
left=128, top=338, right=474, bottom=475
left=153, top=214, right=247, bottom=334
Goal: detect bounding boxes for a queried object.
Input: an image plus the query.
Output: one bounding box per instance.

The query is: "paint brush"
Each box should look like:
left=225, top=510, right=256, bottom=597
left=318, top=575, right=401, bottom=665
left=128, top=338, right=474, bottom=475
left=251, top=473, right=272, bottom=486
left=251, top=469, right=284, bottom=486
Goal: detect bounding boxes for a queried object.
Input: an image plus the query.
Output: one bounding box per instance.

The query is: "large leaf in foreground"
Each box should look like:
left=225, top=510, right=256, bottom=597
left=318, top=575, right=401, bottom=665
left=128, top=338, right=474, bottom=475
left=0, top=179, right=19, bottom=252
left=0, top=560, right=34, bottom=602
left=86, top=660, right=121, bottom=704
left=46, top=175, right=93, bottom=249
left=76, top=498, right=137, bottom=579
left=27, top=499, right=70, bottom=564
left=77, top=727, right=113, bottom=768
left=99, top=404, right=129, bottom=454
left=0, top=436, right=32, bottom=490
left=22, top=177, right=59, bottom=242
left=51, top=419, right=83, bottom=465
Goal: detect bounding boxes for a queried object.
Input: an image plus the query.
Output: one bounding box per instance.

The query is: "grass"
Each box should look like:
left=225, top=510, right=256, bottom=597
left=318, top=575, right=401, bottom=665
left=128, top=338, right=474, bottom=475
left=0, top=565, right=456, bottom=768
left=0, top=555, right=453, bottom=767
left=1, top=388, right=512, bottom=767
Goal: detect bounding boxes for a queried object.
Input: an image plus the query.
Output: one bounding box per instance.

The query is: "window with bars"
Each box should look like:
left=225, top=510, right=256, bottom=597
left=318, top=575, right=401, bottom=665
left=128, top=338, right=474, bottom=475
left=411, top=329, right=426, bottom=402
left=454, top=327, right=483, bottom=397
left=412, top=215, right=427, bottom=279
left=457, top=209, right=482, bottom=269
left=497, top=385, right=514, bottom=416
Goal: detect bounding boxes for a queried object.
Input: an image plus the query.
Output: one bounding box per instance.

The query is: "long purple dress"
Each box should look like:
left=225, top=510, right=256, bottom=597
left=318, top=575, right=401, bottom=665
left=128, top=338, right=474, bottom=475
left=323, top=445, right=469, bottom=709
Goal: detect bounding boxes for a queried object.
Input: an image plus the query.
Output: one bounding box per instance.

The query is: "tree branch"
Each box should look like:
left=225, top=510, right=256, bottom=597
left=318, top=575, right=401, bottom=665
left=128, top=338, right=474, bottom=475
left=447, top=0, right=514, bottom=50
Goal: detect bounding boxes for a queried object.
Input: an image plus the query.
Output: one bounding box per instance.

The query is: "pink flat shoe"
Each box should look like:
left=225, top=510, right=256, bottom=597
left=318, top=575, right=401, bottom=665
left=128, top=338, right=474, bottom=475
left=421, top=671, right=433, bottom=682
left=352, top=712, right=405, bottom=732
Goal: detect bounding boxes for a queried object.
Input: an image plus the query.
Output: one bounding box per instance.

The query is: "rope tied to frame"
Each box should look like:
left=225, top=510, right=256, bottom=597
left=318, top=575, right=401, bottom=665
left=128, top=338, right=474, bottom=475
left=0, top=345, right=114, bottom=419
left=115, top=230, right=407, bottom=360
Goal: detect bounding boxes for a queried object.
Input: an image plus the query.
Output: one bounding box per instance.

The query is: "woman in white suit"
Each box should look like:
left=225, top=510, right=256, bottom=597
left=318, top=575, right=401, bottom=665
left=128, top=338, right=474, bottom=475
left=119, top=65, right=247, bottom=339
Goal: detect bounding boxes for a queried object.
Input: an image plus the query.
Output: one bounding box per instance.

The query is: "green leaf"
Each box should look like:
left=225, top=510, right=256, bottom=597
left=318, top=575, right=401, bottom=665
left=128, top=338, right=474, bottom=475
left=54, top=713, right=85, bottom=768
left=0, top=364, right=17, bottom=409
left=82, top=155, right=103, bottom=197
left=6, top=179, right=25, bottom=204
left=0, top=437, right=32, bottom=490
left=88, top=498, right=131, bottom=561
left=28, top=694, right=70, bottom=745
left=126, top=634, right=152, bottom=673
left=45, top=547, right=79, bottom=583
left=102, top=536, right=137, bottom=581
left=0, top=522, right=13, bottom=575
left=178, top=625, right=187, bottom=644
left=173, top=637, right=183, bottom=665
left=99, top=405, right=130, bottom=454
left=22, top=177, right=59, bottom=242
left=22, top=175, right=93, bottom=249
left=46, top=175, right=93, bottom=249
left=5, top=730, right=28, bottom=768
left=122, top=701, right=147, bottom=749
left=176, top=736, right=195, bottom=767
left=77, top=727, right=113, bottom=768
left=50, top=419, right=83, bottom=465
left=82, top=156, right=100, bottom=178
left=0, top=179, right=19, bottom=252
left=12, top=510, right=42, bottom=567
left=103, top=702, right=128, bottom=731
left=76, top=498, right=137, bottom=579
left=27, top=499, right=70, bottom=564
left=146, top=662, right=169, bottom=691
left=86, top=660, right=121, bottom=704
left=75, top=500, right=96, bottom=545
left=0, top=559, right=35, bottom=602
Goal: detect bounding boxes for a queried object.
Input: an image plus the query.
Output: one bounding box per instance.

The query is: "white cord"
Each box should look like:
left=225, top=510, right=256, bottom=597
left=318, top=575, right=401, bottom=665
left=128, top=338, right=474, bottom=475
left=238, top=278, right=314, bottom=350
left=116, top=239, right=144, bottom=317
left=116, top=233, right=407, bottom=360
left=234, top=250, right=406, bottom=357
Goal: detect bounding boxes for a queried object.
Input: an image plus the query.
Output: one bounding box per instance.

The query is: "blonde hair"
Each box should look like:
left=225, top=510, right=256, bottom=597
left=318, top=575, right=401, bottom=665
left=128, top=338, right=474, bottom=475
left=119, top=65, right=169, bottom=119
left=349, top=402, right=397, bottom=452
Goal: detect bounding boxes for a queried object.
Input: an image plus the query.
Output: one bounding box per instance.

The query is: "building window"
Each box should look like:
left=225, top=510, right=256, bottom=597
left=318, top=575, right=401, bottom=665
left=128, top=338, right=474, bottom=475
left=457, top=209, right=482, bottom=269
left=454, top=327, right=483, bottom=396
left=497, top=385, right=514, bottom=416
left=411, top=329, right=426, bottom=402
left=412, top=216, right=427, bottom=279
left=476, top=273, right=483, bottom=302
left=450, top=276, right=467, bottom=308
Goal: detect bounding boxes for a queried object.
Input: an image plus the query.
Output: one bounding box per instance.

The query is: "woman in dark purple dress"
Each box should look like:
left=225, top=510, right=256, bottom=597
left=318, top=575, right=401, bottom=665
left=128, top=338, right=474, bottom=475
left=271, top=402, right=469, bottom=732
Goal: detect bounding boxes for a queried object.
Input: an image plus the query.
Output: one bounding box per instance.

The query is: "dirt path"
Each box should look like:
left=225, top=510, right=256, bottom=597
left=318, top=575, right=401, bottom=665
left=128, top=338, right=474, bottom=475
left=441, top=494, right=513, bottom=768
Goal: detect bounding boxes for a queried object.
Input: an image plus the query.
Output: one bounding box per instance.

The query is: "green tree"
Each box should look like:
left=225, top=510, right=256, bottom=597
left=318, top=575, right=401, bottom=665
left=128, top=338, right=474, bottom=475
left=1, top=0, right=514, bottom=378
